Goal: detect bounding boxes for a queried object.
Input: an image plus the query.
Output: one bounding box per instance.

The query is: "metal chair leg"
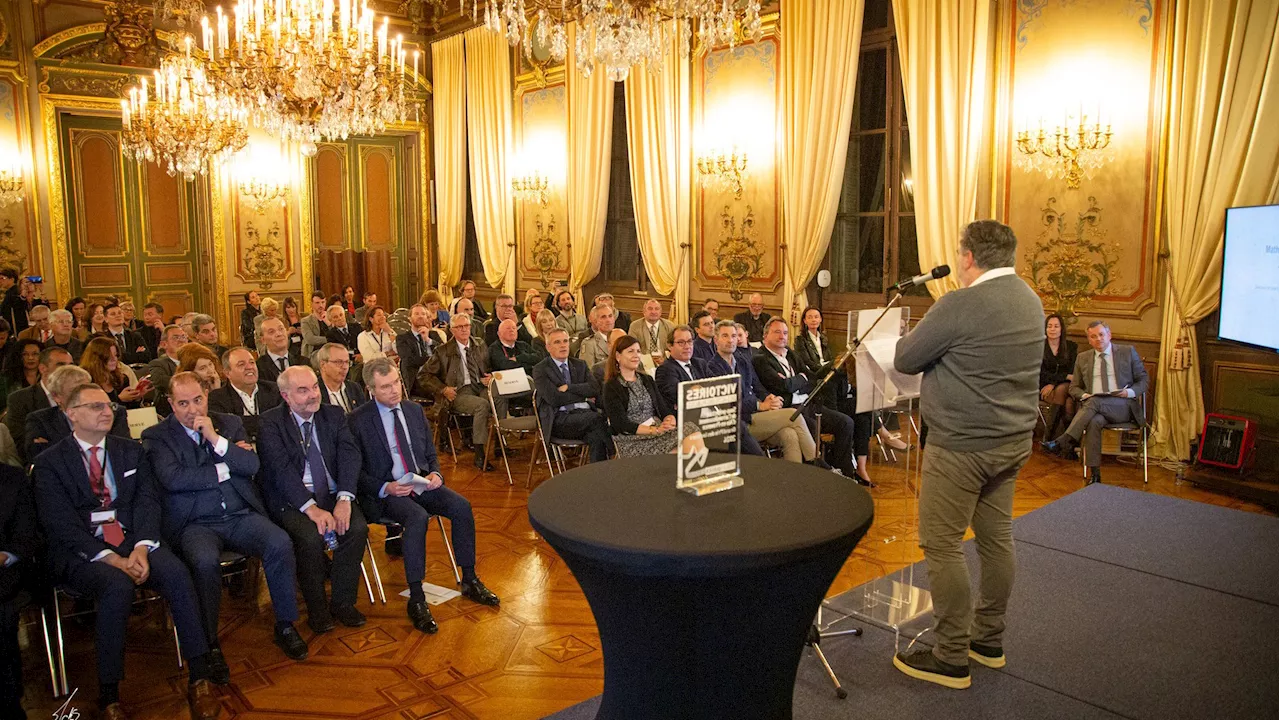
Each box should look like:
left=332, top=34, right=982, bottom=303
left=364, top=539, right=387, bottom=604
left=435, top=516, right=463, bottom=586
left=495, top=426, right=514, bottom=485
left=53, top=591, right=68, bottom=697
left=40, top=606, right=58, bottom=698
left=170, top=607, right=183, bottom=669
left=1142, top=428, right=1149, bottom=484
left=359, top=554, right=376, bottom=605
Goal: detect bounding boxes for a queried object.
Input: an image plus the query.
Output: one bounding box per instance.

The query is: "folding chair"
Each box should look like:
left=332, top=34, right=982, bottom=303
left=363, top=516, right=461, bottom=604
left=1080, top=394, right=1148, bottom=484
left=17, top=596, right=59, bottom=697
left=486, top=378, right=539, bottom=486
left=530, top=389, right=588, bottom=480
left=50, top=586, right=183, bottom=696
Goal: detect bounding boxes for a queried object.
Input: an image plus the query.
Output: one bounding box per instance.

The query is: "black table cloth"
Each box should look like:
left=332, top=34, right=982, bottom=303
left=529, top=455, right=874, bottom=720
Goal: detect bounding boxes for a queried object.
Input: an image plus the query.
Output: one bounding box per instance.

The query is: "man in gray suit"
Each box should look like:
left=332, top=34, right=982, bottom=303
left=629, top=299, right=675, bottom=358
left=1041, top=320, right=1148, bottom=484
left=576, top=304, right=615, bottom=367
left=892, top=220, right=1044, bottom=689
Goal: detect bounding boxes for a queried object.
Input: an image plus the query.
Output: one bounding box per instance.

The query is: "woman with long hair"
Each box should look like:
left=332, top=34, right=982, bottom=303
left=281, top=296, right=305, bottom=352
left=177, top=342, right=222, bottom=393
left=420, top=289, right=451, bottom=328
left=357, top=306, right=398, bottom=362
left=522, top=293, right=544, bottom=339
left=80, top=336, right=150, bottom=406
left=85, top=302, right=108, bottom=337
left=65, top=297, right=87, bottom=330
left=341, top=285, right=358, bottom=318
left=603, top=334, right=700, bottom=457
left=1040, top=313, right=1078, bottom=439
left=530, top=308, right=558, bottom=357
left=0, top=338, right=43, bottom=411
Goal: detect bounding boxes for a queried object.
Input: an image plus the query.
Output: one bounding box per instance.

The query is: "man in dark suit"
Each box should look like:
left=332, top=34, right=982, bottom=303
left=1042, top=320, right=1149, bottom=484
left=191, top=314, right=228, bottom=360
left=420, top=315, right=496, bottom=470
left=24, top=365, right=131, bottom=462
left=5, top=345, right=71, bottom=455
left=396, top=305, right=437, bottom=396
left=137, top=302, right=166, bottom=360
left=655, top=325, right=764, bottom=457
left=314, top=343, right=366, bottom=414
left=209, top=347, right=281, bottom=441
left=753, top=318, right=868, bottom=485
left=256, top=317, right=302, bottom=384
left=144, top=372, right=306, bottom=671
left=594, top=293, right=632, bottom=334
left=532, top=328, right=611, bottom=463
left=0, top=270, right=25, bottom=336
left=689, top=310, right=717, bottom=363
left=146, top=324, right=188, bottom=408
left=488, top=318, right=542, bottom=373
left=483, top=294, right=533, bottom=347
left=257, top=366, right=369, bottom=633
left=32, top=383, right=221, bottom=720
left=350, top=360, right=499, bottom=634
left=104, top=303, right=151, bottom=364
left=733, top=293, right=772, bottom=345
left=0, top=463, right=39, bottom=718
left=48, top=308, right=84, bottom=362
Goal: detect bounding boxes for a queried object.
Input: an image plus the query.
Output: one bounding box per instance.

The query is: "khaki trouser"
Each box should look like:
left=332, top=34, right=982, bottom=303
left=918, top=438, right=1031, bottom=665
left=747, top=409, right=817, bottom=463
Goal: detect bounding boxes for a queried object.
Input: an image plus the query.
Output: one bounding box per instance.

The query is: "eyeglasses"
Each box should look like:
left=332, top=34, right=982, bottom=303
left=672, top=339, right=693, bottom=346
left=70, top=402, right=112, bottom=413
left=324, top=359, right=351, bottom=367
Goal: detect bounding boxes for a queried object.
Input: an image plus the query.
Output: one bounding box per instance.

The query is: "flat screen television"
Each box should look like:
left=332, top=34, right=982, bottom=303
left=1217, top=204, right=1279, bottom=351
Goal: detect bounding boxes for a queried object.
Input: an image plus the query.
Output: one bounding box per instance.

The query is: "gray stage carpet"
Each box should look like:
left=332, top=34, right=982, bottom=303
left=546, top=485, right=1279, bottom=720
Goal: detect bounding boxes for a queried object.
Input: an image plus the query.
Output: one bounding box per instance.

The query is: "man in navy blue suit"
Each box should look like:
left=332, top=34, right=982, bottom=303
left=256, top=366, right=369, bottom=634
left=24, top=364, right=132, bottom=463
left=143, top=372, right=307, bottom=672
left=349, top=359, right=499, bottom=635
left=689, top=311, right=717, bottom=363
left=32, top=383, right=221, bottom=720
left=531, top=328, right=611, bottom=463
left=655, top=325, right=764, bottom=457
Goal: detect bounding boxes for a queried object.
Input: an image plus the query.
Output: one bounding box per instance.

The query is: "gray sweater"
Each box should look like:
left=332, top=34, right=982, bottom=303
left=895, top=272, right=1044, bottom=453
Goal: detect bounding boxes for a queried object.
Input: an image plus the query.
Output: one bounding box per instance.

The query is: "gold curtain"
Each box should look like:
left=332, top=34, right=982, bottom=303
left=779, top=0, right=864, bottom=326
left=625, top=22, right=692, bottom=324
left=1152, top=0, right=1279, bottom=460
left=566, top=23, right=614, bottom=310
left=892, top=0, right=993, bottom=298
left=463, top=27, right=516, bottom=293
left=432, top=35, right=467, bottom=297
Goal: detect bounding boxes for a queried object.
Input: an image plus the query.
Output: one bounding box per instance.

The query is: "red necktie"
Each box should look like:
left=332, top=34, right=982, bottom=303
left=87, top=448, right=124, bottom=546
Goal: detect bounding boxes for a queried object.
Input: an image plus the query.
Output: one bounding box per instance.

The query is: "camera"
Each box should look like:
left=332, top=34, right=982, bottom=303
left=25, top=276, right=41, bottom=284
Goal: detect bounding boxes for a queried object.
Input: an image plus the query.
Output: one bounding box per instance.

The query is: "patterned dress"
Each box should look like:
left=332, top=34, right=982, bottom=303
left=612, top=377, right=684, bottom=457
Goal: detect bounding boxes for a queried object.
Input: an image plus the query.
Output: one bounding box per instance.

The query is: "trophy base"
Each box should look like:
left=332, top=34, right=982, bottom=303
left=678, top=474, right=744, bottom=496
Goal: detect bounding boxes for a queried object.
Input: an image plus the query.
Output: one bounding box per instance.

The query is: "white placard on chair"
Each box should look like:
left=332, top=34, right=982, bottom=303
left=127, top=407, right=160, bottom=439
left=491, top=367, right=531, bottom=395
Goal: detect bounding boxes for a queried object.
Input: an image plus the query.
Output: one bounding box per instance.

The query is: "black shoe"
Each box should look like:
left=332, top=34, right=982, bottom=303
left=384, top=534, right=403, bottom=558
left=332, top=605, right=367, bottom=628
left=854, top=473, right=877, bottom=489
left=1087, top=467, right=1102, bottom=485
left=1039, top=439, right=1063, bottom=457
left=273, top=624, right=309, bottom=661
left=968, top=641, right=1006, bottom=668
left=893, top=646, right=970, bottom=689
left=306, top=613, right=335, bottom=635
left=459, top=579, right=500, bottom=606
left=473, top=448, right=495, bottom=471
left=208, top=647, right=231, bottom=685
left=407, top=599, right=438, bottom=634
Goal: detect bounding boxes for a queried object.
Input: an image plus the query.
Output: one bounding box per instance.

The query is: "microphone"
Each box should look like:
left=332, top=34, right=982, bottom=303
left=890, top=265, right=950, bottom=293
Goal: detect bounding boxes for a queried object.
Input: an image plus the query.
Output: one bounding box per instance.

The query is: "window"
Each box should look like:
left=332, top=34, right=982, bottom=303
left=599, top=82, right=647, bottom=289
left=461, top=167, right=485, bottom=279
left=824, top=0, right=922, bottom=299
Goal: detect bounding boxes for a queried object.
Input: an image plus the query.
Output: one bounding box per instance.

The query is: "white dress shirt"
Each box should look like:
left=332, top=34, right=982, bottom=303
left=1090, top=343, right=1133, bottom=397
left=76, top=436, right=158, bottom=561
left=233, top=384, right=259, bottom=415
left=292, top=412, right=353, bottom=511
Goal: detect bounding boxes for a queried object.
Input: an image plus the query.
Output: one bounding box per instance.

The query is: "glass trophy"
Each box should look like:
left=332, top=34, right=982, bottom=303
left=675, top=373, right=743, bottom=496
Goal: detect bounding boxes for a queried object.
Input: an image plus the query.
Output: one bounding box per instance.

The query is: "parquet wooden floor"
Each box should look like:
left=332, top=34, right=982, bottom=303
left=16, top=440, right=1272, bottom=720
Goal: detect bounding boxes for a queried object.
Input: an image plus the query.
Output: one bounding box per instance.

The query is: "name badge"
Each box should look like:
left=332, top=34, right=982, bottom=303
left=90, top=509, right=117, bottom=526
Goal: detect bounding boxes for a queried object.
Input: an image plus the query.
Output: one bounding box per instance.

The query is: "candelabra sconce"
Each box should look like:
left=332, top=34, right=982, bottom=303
left=0, top=169, right=23, bottom=210
left=530, top=213, right=560, bottom=289
left=239, top=177, right=289, bottom=214
left=713, top=204, right=763, bottom=301
left=697, top=146, right=749, bottom=199
left=512, top=172, right=550, bottom=207
left=1015, top=113, right=1113, bottom=190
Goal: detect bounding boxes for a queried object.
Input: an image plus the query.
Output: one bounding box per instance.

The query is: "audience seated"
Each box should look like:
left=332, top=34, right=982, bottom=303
left=701, top=298, right=720, bottom=321
left=209, top=347, right=282, bottom=441
left=553, top=290, right=588, bottom=338
left=15, top=305, right=50, bottom=344
left=629, top=299, right=674, bottom=358
left=0, top=461, right=36, bottom=718
left=81, top=337, right=151, bottom=408
left=256, top=317, right=304, bottom=384
left=239, top=292, right=261, bottom=350
left=299, top=292, right=331, bottom=355
left=190, top=314, right=228, bottom=361
left=142, top=372, right=307, bottom=675
left=313, top=343, right=366, bottom=414
left=257, top=366, right=369, bottom=636
left=522, top=292, right=545, bottom=339
left=733, top=293, right=772, bottom=345
left=420, top=314, right=496, bottom=471
left=354, top=291, right=378, bottom=327
left=689, top=310, right=717, bottom=363
left=532, top=328, right=611, bottom=463
left=47, top=308, right=84, bottom=362
left=177, top=342, right=223, bottom=395
left=488, top=318, right=542, bottom=373
left=349, top=359, right=499, bottom=636
left=655, top=325, right=765, bottom=457
left=593, top=293, right=631, bottom=332
left=1039, top=313, right=1078, bottom=440
left=32, top=383, right=222, bottom=720
left=576, top=304, right=615, bottom=368
left=395, top=304, right=437, bottom=396
left=356, top=306, right=397, bottom=362
left=324, top=305, right=362, bottom=359
left=25, top=365, right=130, bottom=461
left=485, top=294, right=533, bottom=347
left=602, top=335, right=688, bottom=457
left=0, top=339, right=42, bottom=411
left=5, top=346, right=71, bottom=456
left=453, top=280, right=488, bottom=322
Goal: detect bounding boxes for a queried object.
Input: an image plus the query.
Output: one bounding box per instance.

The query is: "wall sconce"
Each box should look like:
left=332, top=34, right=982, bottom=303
left=239, top=177, right=289, bottom=214
left=512, top=171, right=550, bottom=207
left=697, top=146, right=749, bottom=200
left=0, top=167, right=22, bottom=210
left=1016, top=111, right=1113, bottom=189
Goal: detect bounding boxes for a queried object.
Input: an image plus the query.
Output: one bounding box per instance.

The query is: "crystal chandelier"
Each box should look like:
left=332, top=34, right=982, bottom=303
left=467, top=0, right=763, bottom=82
left=121, top=37, right=250, bottom=180
left=198, top=0, right=417, bottom=156
left=153, top=0, right=208, bottom=29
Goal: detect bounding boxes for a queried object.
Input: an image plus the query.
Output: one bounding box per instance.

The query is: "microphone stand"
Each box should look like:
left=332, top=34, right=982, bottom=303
left=789, top=289, right=906, bottom=422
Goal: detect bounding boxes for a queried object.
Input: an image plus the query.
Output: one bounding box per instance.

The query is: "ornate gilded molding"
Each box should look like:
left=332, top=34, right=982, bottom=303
left=38, top=67, right=133, bottom=98
left=1022, top=196, right=1123, bottom=323
left=0, top=219, right=26, bottom=273
left=529, top=212, right=560, bottom=289
left=400, top=0, right=449, bottom=35
left=713, top=205, right=763, bottom=302
left=70, top=0, right=161, bottom=67
left=241, top=221, right=287, bottom=289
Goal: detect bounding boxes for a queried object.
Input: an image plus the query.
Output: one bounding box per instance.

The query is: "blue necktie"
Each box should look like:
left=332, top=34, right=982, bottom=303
left=301, top=420, right=331, bottom=505
left=560, top=362, right=571, bottom=385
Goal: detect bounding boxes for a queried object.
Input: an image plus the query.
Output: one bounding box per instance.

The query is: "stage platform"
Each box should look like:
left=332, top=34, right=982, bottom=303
left=547, top=484, right=1278, bottom=719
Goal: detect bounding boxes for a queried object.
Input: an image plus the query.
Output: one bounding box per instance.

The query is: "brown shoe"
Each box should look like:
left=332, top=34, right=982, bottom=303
left=102, top=703, right=130, bottom=720
left=187, top=679, right=223, bottom=720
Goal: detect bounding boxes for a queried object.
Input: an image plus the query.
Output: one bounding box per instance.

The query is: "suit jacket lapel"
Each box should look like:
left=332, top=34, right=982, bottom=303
left=63, top=440, right=95, bottom=506
left=373, top=405, right=393, bottom=461
left=105, top=438, right=130, bottom=503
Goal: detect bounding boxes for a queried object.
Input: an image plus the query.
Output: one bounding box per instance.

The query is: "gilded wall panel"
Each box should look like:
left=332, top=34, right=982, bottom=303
left=0, top=74, right=39, bottom=275
left=997, top=0, right=1169, bottom=337
left=514, top=82, right=568, bottom=289
left=694, top=34, right=781, bottom=295
left=68, top=128, right=126, bottom=256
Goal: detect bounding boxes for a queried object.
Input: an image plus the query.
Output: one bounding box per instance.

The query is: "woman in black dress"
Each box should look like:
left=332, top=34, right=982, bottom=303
left=1040, top=313, right=1078, bottom=439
